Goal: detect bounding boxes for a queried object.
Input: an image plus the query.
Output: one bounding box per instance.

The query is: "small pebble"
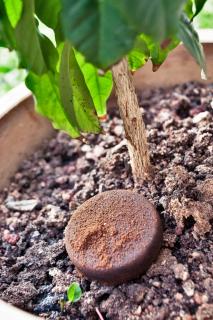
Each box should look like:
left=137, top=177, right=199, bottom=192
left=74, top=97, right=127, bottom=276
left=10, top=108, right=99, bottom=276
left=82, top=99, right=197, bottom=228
left=3, top=230, right=20, bottom=245
left=5, top=198, right=40, bottom=212
left=196, top=303, right=213, bottom=320
left=192, top=111, right=210, bottom=123
left=93, top=145, right=106, bottom=158
left=175, top=293, right=183, bottom=302
left=113, top=125, right=123, bottom=137
left=173, top=263, right=189, bottom=281
left=55, top=176, right=68, bottom=185
left=133, top=306, right=142, bottom=316
left=183, top=280, right=195, bottom=297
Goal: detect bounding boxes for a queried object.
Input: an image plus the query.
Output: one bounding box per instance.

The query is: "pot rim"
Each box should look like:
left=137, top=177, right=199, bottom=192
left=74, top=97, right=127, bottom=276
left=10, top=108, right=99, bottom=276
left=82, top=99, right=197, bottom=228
left=0, top=300, right=41, bottom=319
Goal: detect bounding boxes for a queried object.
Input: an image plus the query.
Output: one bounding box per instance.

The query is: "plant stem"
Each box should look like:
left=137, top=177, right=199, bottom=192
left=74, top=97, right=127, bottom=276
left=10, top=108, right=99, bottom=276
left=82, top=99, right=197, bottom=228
left=112, top=58, right=151, bottom=185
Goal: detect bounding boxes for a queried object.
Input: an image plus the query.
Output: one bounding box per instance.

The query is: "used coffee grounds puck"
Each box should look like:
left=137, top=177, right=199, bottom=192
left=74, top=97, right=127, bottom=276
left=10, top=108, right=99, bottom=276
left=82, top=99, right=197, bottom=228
left=65, top=190, right=163, bottom=285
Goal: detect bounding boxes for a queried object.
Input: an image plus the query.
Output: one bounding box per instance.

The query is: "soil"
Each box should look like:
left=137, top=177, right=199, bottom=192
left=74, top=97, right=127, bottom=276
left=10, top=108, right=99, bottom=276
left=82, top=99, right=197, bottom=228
left=0, top=81, right=213, bottom=320
left=65, top=190, right=162, bottom=284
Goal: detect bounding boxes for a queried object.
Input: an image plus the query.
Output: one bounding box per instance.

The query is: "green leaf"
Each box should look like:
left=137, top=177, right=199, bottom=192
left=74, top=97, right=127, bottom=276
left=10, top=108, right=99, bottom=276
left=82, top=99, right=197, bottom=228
left=38, top=33, right=59, bottom=72
left=67, top=282, right=82, bottom=303
left=69, top=49, right=102, bottom=133
left=62, top=0, right=137, bottom=68
left=35, top=0, right=61, bottom=29
left=59, top=42, right=80, bottom=136
left=119, top=0, right=186, bottom=41
left=62, top=0, right=186, bottom=68
left=3, top=0, right=23, bottom=28
left=178, top=14, right=206, bottom=79
left=55, top=19, right=64, bottom=45
left=0, top=65, right=13, bottom=73
left=0, top=16, right=16, bottom=49
left=26, top=72, right=80, bottom=137
left=128, top=36, right=150, bottom=71
left=142, top=35, right=179, bottom=71
left=0, top=2, right=16, bottom=49
left=192, top=0, right=207, bottom=19
left=15, top=0, right=46, bottom=74
left=75, top=52, right=113, bottom=116
left=59, top=42, right=101, bottom=134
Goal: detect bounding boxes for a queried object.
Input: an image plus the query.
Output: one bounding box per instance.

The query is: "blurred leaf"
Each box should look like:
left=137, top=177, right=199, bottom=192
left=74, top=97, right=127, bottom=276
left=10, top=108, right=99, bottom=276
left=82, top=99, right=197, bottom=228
left=62, top=0, right=137, bottom=68
left=62, top=0, right=186, bottom=68
left=15, top=0, right=46, bottom=74
left=184, top=0, right=193, bottom=19
left=120, top=0, right=187, bottom=41
left=178, top=14, right=206, bottom=79
left=3, top=0, right=23, bottom=27
left=67, top=282, right=82, bottom=303
left=35, top=0, right=61, bottom=29
left=128, top=36, right=150, bottom=71
left=55, top=19, right=64, bottom=45
left=0, top=3, right=16, bottom=49
left=192, top=0, right=208, bottom=19
left=59, top=42, right=101, bottom=135
left=38, top=33, right=59, bottom=72
left=75, top=52, right=113, bottom=116
left=0, top=66, right=13, bottom=73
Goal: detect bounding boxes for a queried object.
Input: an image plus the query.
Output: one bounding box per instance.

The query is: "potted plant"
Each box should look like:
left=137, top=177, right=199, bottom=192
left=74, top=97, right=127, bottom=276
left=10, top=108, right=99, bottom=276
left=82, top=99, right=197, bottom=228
left=0, top=0, right=212, bottom=319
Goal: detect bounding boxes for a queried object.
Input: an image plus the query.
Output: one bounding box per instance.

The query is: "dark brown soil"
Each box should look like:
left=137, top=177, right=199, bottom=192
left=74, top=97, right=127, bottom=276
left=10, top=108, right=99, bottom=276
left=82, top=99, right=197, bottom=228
left=65, top=190, right=162, bottom=284
left=0, top=81, right=213, bottom=320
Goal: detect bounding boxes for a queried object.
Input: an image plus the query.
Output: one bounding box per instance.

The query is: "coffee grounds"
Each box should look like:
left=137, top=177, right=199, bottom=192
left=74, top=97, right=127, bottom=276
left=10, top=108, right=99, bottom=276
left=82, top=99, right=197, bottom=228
left=65, top=190, right=162, bottom=282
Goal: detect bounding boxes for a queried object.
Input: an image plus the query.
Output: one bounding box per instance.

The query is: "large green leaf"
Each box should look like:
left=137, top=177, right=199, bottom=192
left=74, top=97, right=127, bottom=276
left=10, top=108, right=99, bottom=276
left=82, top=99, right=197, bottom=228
left=119, top=0, right=186, bottom=41
left=62, top=0, right=137, bottom=68
left=26, top=72, right=80, bottom=137
left=62, top=0, right=186, bottom=68
left=14, top=0, right=59, bottom=75
left=35, top=0, right=61, bottom=29
left=128, top=36, right=150, bottom=71
left=15, top=0, right=46, bottom=74
left=75, top=52, right=113, bottom=116
left=59, top=42, right=101, bottom=135
left=3, top=0, right=23, bottom=27
left=178, top=14, right=206, bottom=79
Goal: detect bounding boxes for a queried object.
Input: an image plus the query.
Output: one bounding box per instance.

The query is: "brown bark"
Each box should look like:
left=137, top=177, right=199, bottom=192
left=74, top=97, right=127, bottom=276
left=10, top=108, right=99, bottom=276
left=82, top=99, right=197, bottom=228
left=112, top=58, right=151, bottom=185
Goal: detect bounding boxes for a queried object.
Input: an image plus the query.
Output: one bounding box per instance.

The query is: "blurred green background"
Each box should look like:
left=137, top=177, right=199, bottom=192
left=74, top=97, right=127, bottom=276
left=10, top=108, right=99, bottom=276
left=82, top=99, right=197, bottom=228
left=0, top=0, right=212, bottom=98
left=194, top=0, right=213, bottom=28
left=0, top=49, right=26, bottom=96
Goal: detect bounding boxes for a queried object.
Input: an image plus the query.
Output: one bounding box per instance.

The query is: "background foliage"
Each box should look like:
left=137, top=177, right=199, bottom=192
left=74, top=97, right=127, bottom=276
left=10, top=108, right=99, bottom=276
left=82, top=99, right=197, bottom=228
left=0, top=0, right=211, bottom=136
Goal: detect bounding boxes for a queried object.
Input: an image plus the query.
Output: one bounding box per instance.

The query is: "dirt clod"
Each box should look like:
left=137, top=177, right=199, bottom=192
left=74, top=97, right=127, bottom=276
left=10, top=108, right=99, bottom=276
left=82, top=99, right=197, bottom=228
left=196, top=304, right=213, bottom=320
left=169, top=197, right=213, bottom=235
